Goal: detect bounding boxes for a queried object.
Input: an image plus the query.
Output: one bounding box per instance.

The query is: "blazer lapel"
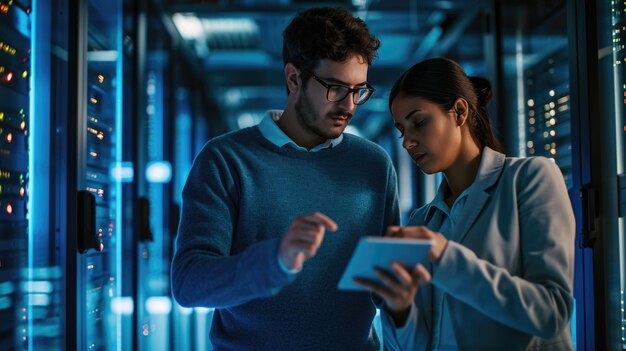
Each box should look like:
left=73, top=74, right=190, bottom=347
left=453, top=147, right=506, bottom=244
left=412, top=148, right=505, bottom=330
left=453, top=190, right=489, bottom=244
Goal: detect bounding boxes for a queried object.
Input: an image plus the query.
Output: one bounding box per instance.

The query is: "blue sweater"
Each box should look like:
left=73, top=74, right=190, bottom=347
left=172, top=126, right=400, bottom=350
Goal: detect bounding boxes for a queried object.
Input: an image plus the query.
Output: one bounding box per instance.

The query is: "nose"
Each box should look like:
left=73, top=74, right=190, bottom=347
left=337, top=93, right=356, bottom=112
left=402, top=136, right=417, bottom=150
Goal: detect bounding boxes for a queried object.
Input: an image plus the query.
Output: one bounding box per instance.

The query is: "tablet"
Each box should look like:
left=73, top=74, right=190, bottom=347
left=337, top=236, right=434, bottom=291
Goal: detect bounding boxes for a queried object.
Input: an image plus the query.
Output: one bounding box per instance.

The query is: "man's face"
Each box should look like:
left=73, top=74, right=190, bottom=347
left=294, top=56, right=369, bottom=140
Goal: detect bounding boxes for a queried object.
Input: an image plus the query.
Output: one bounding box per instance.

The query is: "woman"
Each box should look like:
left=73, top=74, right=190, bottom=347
left=355, top=58, right=575, bottom=350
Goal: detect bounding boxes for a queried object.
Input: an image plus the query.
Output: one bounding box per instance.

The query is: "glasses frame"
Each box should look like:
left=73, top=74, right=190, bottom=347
left=305, top=70, right=375, bottom=105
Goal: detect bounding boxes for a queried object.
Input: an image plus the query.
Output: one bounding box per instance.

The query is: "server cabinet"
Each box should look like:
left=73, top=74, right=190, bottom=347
left=134, top=10, right=176, bottom=349
left=74, top=0, right=130, bottom=349
left=19, top=0, right=136, bottom=349
left=0, top=1, right=30, bottom=350
left=587, top=0, right=626, bottom=349
left=40, top=0, right=135, bottom=349
left=606, top=0, right=626, bottom=346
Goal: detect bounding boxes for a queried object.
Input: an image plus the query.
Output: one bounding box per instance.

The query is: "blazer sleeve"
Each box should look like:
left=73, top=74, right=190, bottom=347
left=171, top=146, right=293, bottom=308
left=431, top=157, right=575, bottom=339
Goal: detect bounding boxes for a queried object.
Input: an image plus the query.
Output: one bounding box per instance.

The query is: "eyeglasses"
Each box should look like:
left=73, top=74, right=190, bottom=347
left=306, top=70, right=375, bottom=105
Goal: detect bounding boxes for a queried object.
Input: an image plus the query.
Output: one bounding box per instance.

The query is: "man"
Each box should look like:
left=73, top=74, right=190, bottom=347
left=171, top=7, right=399, bottom=350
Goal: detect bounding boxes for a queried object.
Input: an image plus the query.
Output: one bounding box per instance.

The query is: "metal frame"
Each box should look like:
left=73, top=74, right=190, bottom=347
left=67, top=0, right=89, bottom=349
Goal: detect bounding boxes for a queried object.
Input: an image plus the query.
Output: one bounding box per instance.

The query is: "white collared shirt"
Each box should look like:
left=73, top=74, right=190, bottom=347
left=257, top=110, right=343, bottom=152
left=395, top=185, right=474, bottom=351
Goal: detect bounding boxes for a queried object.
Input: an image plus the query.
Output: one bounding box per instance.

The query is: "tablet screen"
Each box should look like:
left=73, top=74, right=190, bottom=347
left=337, top=236, right=434, bottom=291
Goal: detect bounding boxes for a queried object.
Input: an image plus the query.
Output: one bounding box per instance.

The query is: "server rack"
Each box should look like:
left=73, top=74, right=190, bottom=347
left=0, top=1, right=30, bottom=350
left=523, top=51, right=573, bottom=187
left=13, top=0, right=176, bottom=349
left=587, top=0, right=626, bottom=348
left=608, top=0, right=626, bottom=346
left=134, top=9, right=179, bottom=348
left=69, top=0, right=133, bottom=349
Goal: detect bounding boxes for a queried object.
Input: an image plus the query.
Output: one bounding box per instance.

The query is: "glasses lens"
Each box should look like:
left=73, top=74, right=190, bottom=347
left=355, top=88, right=372, bottom=105
left=327, top=85, right=350, bottom=102
left=323, top=81, right=373, bottom=105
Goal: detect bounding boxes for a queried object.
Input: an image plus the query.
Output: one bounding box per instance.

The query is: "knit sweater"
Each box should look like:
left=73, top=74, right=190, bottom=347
left=172, top=126, right=400, bottom=350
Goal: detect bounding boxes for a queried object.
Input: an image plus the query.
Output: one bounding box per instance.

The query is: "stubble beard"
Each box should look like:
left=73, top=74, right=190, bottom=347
left=294, top=91, right=349, bottom=140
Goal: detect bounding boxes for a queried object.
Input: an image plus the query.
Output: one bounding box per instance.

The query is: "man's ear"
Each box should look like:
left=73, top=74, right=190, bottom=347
left=285, top=63, right=300, bottom=94
left=453, top=98, right=469, bottom=126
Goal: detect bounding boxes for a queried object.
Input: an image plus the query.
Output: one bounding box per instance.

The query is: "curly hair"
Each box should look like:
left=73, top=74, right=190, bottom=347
left=283, top=7, right=380, bottom=87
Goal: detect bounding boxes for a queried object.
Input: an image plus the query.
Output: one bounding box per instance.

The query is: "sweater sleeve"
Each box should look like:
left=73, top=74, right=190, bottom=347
left=432, top=157, right=575, bottom=338
left=384, top=163, right=401, bottom=229
left=171, top=146, right=293, bottom=308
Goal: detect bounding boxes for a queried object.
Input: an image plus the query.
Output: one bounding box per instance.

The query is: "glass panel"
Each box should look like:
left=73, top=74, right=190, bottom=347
left=139, top=18, right=173, bottom=350
left=27, top=0, right=70, bottom=349
left=81, top=0, right=124, bottom=350
left=524, top=52, right=573, bottom=187
left=519, top=10, right=572, bottom=186
left=172, top=86, right=193, bottom=351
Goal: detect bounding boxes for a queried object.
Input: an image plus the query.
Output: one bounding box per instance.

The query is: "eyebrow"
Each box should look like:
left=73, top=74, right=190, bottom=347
left=394, top=109, right=420, bottom=129
left=318, top=75, right=368, bottom=87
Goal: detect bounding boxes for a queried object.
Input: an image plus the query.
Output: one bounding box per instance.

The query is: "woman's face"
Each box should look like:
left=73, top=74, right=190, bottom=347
left=390, top=94, right=464, bottom=174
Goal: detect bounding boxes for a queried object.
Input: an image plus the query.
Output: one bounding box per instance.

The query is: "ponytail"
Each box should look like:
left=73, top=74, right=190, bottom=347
left=469, top=76, right=504, bottom=153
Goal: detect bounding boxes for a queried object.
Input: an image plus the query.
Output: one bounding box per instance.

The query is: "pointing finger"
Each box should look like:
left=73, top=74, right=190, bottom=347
left=303, top=212, right=338, bottom=232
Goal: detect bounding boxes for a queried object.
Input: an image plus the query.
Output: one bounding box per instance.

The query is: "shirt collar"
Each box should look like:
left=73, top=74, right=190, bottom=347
left=424, top=147, right=506, bottom=222
left=429, top=184, right=473, bottom=218
left=257, top=110, right=343, bottom=152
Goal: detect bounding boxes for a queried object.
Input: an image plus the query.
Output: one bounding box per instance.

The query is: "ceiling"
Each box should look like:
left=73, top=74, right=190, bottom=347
left=160, top=0, right=567, bottom=137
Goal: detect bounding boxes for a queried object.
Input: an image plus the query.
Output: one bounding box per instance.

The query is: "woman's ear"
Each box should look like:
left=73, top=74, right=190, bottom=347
left=285, top=63, right=300, bottom=94
left=453, top=98, right=470, bottom=127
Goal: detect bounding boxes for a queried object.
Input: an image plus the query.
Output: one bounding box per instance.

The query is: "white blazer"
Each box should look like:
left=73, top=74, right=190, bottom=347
left=382, top=147, right=575, bottom=351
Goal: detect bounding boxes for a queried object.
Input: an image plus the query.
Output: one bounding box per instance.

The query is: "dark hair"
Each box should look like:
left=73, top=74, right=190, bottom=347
left=283, top=7, right=380, bottom=88
left=389, top=58, right=504, bottom=153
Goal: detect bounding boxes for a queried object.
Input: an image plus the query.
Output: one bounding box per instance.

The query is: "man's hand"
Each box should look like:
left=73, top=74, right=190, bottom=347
left=279, top=212, right=338, bottom=272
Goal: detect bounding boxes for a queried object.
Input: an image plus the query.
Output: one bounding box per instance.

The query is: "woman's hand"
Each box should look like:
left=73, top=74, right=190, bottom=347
left=353, top=261, right=431, bottom=327
left=352, top=226, right=449, bottom=326
left=388, top=225, right=449, bottom=263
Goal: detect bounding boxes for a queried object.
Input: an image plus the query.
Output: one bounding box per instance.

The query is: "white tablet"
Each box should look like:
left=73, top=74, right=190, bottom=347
left=337, top=236, right=434, bottom=291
